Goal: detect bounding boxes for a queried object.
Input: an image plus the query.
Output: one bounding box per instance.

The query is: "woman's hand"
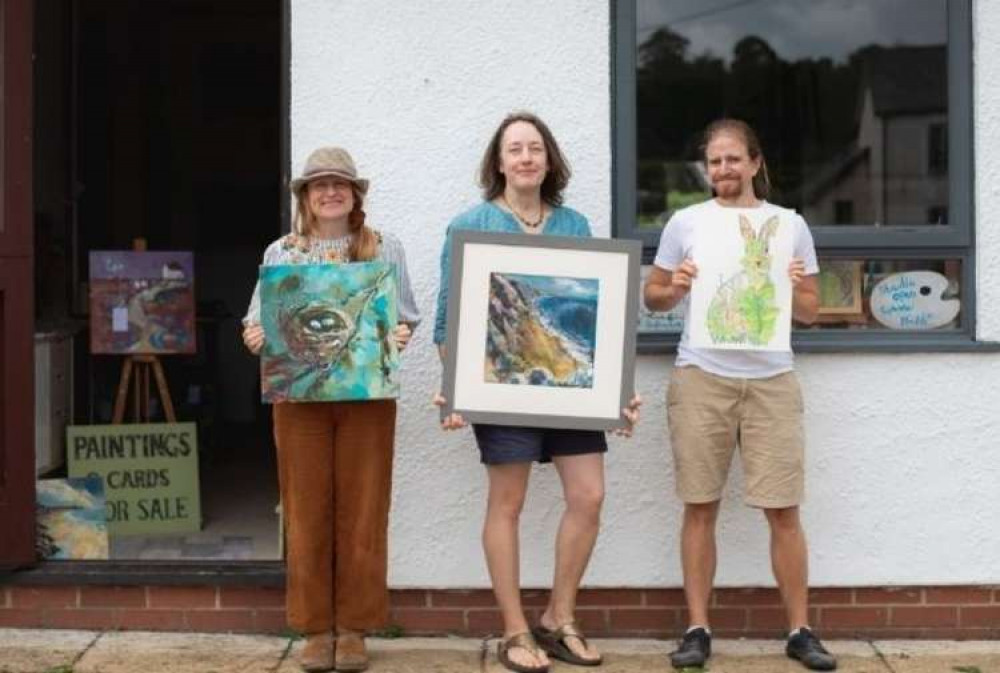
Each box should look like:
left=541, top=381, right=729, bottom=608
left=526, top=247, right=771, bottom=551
left=432, top=392, right=467, bottom=430
left=394, top=323, right=412, bottom=352
left=788, top=258, right=807, bottom=286
left=613, top=393, right=642, bottom=438
left=242, top=324, right=265, bottom=355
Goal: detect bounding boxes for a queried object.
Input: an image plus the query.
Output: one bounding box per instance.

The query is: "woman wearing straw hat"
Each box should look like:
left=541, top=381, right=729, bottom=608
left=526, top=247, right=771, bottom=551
left=433, top=112, right=640, bottom=673
left=243, top=147, right=420, bottom=672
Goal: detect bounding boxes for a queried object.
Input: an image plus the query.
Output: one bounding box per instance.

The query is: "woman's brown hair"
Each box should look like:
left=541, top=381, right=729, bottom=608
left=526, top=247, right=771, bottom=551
left=701, top=118, right=772, bottom=200
left=479, top=111, right=571, bottom=207
left=292, top=182, right=378, bottom=261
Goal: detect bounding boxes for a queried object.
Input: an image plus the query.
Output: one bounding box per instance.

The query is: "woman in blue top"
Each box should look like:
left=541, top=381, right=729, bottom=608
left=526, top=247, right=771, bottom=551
left=434, top=112, right=639, bottom=673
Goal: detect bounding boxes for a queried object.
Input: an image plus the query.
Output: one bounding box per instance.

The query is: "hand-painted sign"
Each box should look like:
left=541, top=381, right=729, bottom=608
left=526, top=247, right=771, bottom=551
left=67, top=423, right=201, bottom=536
left=870, top=271, right=960, bottom=330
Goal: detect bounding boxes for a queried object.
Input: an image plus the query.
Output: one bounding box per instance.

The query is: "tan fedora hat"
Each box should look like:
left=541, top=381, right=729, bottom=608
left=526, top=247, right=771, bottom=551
left=290, top=147, right=370, bottom=194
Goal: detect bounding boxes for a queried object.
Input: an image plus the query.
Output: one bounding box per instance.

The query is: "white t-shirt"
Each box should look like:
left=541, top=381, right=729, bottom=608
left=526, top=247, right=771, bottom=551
left=653, top=199, right=819, bottom=379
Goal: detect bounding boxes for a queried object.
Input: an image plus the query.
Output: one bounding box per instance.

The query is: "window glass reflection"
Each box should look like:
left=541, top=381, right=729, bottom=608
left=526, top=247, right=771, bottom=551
left=638, top=259, right=963, bottom=335
left=636, top=0, right=948, bottom=228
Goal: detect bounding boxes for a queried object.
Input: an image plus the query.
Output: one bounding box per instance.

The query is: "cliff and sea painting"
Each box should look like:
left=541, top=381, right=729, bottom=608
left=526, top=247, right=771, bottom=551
left=485, top=272, right=598, bottom=388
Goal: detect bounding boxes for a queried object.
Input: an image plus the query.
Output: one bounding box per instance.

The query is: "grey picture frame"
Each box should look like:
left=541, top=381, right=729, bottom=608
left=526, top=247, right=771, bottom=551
left=442, top=230, right=641, bottom=431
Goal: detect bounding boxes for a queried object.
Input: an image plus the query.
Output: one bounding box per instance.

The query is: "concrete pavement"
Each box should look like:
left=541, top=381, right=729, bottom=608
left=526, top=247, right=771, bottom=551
left=1, top=629, right=998, bottom=673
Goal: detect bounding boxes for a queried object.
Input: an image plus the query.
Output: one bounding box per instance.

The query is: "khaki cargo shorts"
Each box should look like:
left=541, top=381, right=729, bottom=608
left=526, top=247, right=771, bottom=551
left=666, top=365, right=805, bottom=508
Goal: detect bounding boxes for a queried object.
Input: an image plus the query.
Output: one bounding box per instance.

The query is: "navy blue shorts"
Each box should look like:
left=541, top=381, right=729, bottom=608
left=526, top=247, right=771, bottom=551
left=472, top=424, right=608, bottom=465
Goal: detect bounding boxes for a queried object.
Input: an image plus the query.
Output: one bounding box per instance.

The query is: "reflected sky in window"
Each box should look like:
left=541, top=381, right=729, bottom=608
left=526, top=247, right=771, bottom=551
left=638, top=0, right=946, bottom=64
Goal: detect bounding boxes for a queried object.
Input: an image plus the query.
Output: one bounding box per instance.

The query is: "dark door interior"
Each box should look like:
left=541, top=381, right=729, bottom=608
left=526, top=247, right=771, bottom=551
left=29, top=0, right=283, bottom=561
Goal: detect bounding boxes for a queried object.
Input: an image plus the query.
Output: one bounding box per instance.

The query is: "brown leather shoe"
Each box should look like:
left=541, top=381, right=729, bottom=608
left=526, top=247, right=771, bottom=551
left=300, top=632, right=335, bottom=672
left=334, top=632, right=369, bottom=672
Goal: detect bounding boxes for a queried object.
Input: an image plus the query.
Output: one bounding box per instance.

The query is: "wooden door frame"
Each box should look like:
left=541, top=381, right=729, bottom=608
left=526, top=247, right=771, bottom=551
left=0, top=0, right=36, bottom=568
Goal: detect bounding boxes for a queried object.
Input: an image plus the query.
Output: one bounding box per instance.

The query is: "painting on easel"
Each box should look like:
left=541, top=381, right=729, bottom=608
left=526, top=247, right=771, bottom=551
left=89, top=251, right=196, bottom=354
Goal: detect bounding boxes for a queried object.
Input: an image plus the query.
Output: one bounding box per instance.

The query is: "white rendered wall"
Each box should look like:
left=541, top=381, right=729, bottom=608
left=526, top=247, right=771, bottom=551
left=292, top=0, right=1000, bottom=588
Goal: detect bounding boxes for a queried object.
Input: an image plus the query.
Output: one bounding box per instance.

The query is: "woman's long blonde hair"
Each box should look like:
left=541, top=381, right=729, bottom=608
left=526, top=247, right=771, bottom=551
left=292, top=182, right=378, bottom=261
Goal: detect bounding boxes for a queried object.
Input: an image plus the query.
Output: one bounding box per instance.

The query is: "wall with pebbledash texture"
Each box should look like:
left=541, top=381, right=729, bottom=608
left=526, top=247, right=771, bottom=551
left=291, top=0, right=1000, bottom=591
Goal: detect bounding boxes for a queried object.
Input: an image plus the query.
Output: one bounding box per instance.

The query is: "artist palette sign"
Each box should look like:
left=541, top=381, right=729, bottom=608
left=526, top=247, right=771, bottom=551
left=67, top=423, right=201, bottom=536
left=870, top=271, right=961, bottom=330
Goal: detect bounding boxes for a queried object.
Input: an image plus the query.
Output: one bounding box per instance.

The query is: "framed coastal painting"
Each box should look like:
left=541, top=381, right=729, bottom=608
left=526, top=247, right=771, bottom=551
left=259, top=262, right=399, bottom=402
left=89, top=251, right=196, bottom=354
left=441, top=231, right=641, bottom=431
left=688, top=211, right=795, bottom=351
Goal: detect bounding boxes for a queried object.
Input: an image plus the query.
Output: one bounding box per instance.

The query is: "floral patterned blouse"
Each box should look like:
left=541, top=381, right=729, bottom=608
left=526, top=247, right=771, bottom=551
left=243, top=230, right=421, bottom=327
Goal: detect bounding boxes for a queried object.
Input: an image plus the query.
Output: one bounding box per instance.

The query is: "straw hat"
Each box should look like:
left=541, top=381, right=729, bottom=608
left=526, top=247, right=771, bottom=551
left=290, top=147, right=369, bottom=194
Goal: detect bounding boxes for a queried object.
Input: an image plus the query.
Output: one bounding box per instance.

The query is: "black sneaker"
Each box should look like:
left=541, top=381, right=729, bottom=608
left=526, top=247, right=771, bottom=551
left=669, top=627, right=711, bottom=669
left=786, top=627, right=837, bottom=671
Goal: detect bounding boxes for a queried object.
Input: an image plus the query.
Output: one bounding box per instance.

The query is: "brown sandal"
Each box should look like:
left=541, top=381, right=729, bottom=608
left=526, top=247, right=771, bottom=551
left=497, top=632, right=550, bottom=673
left=532, top=622, right=603, bottom=666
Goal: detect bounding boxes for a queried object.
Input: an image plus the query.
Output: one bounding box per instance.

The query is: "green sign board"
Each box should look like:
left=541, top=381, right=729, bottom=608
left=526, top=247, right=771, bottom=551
left=67, top=423, right=201, bottom=536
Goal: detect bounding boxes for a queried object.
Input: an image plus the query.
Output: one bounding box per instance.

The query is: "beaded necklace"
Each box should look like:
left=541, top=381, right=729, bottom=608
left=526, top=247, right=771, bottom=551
left=501, top=195, right=545, bottom=230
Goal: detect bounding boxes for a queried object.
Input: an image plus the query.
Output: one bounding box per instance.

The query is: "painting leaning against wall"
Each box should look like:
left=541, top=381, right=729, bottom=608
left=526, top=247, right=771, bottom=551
left=259, top=262, right=399, bottom=402
left=36, top=477, right=109, bottom=560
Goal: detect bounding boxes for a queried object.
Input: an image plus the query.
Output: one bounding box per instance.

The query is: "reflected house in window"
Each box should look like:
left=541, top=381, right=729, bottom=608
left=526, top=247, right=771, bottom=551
left=802, top=46, right=947, bottom=226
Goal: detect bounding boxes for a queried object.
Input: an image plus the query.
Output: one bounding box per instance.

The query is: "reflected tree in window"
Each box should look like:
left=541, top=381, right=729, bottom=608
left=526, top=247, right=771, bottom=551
left=635, top=1, right=948, bottom=229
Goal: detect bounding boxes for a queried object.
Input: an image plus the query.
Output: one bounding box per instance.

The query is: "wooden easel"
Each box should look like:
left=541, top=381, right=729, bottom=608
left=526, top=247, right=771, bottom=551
left=112, top=354, right=177, bottom=423
left=110, top=237, right=177, bottom=424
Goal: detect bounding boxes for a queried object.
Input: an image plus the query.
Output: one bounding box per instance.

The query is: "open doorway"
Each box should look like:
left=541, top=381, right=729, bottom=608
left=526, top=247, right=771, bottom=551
left=33, top=0, right=284, bottom=560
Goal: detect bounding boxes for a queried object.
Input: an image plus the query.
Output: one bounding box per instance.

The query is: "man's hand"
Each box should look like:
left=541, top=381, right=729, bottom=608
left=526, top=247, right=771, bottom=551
left=788, top=258, right=807, bottom=286
left=670, top=259, right=699, bottom=294
left=644, top=260, right=698, bottom=313
left=789, top=258, right=819, bottom=324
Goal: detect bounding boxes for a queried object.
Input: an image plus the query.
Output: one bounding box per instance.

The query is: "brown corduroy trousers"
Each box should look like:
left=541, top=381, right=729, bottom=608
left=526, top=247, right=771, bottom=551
left=273, top=399, right=396, bottom=634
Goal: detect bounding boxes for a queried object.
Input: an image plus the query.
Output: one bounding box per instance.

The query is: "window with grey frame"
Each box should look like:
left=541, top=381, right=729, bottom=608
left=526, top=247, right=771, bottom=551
left=613, top=0, right=982, bottom=351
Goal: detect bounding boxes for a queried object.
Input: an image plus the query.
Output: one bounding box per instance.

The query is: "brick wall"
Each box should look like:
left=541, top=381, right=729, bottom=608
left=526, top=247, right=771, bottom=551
left=0, top=585, right=997, bottom=638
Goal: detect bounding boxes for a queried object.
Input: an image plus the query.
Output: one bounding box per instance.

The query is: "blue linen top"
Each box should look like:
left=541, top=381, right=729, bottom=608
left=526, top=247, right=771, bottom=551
left=433, top=201, right=592, bottom=345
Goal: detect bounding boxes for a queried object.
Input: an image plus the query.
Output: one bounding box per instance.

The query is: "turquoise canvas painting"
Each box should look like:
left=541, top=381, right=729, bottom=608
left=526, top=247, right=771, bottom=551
left=259, top=262, right=399, bottom=402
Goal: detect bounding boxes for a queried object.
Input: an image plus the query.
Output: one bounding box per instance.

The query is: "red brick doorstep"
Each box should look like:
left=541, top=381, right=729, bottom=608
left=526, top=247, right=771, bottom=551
left=0, top=584, right=995, bottom=638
